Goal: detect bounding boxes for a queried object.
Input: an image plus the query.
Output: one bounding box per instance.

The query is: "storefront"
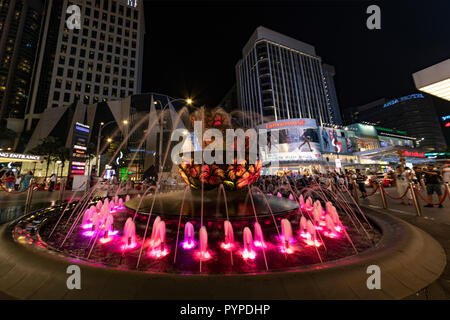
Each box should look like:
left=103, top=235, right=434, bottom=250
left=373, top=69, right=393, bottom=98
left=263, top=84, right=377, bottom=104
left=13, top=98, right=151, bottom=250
left=0, top=152, right=44, bottom=175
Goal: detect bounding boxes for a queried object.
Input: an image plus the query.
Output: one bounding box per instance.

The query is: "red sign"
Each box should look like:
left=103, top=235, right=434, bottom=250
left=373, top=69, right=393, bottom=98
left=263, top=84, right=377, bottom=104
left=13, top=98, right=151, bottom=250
left=265, top=120, right=306, bottom=129
left=401, top=150, right=425, bottom=158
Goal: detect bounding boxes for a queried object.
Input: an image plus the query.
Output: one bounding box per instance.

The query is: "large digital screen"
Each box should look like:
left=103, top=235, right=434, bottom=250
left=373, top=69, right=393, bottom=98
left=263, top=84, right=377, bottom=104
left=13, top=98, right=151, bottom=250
left=378, top=135, right=415, bottom=148
left=319, top=127, right=353, bottom=154
left=259, top=119, right=322, bottom=163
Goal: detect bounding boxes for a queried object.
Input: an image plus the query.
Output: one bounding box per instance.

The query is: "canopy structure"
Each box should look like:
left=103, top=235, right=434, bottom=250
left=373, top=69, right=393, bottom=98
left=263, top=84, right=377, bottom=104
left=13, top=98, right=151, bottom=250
left=355, top=146, right=429, bottom=165
left=0, top=152, right=43, bottom=163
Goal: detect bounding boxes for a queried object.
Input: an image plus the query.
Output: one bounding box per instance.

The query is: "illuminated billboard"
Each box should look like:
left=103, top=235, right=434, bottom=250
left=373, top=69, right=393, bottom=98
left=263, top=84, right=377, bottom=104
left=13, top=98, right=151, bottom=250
left=319, top=127, right=353, bottom=154
left=378, top=135, right=415, bottom=148
left=259, top=118, right=322, bottom=163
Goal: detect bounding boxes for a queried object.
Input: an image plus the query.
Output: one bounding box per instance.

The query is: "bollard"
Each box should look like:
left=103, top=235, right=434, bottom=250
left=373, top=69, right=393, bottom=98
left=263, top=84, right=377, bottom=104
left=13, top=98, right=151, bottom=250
left=379, top=182, right=388, bottom=210
left=409, top=182, right=423, bottom=217
left=24, top=184, right=34, bottom=215
left=352, top=181, right=359, bottom=205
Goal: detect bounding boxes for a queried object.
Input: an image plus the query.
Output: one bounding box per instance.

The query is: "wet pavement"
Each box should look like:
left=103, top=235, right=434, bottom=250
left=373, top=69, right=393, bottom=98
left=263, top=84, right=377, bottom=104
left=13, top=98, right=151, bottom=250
left=0, top=190, right=82, bottom=225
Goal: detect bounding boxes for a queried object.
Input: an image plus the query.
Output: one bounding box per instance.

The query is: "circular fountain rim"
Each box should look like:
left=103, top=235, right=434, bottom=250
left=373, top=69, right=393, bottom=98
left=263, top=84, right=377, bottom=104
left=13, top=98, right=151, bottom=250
left=1, top=205, right=445, bottom=299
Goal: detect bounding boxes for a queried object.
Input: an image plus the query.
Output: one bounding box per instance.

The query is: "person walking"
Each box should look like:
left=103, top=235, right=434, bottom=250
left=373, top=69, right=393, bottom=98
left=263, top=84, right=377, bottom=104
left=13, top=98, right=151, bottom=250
left=48, top=174, right=56, bottom=192
left=355, top=169, right=368, bottom=198
left=423, top=164, right=444, bottom=208
left=15, top=174, right=22, bottom=191
left=395, top=166, right=412, bottom=205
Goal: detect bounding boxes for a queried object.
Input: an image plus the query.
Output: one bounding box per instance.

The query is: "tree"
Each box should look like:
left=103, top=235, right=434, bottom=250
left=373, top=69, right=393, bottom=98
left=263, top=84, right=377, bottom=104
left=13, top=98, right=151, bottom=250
left=54, top=146, right=71, bottom=178
left=29, top=136, right=62, bottom=179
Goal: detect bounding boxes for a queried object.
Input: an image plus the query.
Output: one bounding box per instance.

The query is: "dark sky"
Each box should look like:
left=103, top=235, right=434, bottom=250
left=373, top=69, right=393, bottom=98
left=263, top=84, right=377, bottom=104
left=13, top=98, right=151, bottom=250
left=142, top=1, right=450, bottom=110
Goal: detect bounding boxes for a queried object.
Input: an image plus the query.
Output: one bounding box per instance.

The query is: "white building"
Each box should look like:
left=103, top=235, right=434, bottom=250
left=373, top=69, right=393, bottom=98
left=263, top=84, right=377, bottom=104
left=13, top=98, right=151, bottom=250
left=236, top=26, right=337, bottom=128
left=24, top=0, right=145, bottom=136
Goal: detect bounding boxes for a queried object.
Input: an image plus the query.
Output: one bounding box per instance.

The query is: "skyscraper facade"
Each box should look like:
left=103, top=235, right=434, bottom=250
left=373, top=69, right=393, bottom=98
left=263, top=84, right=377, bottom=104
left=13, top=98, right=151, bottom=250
left=236, top=26, right=337, bottom=128
left=322, top=64, right=342, bottom=125
left=24, top=0, right=145, bottom=137
left=0, top=0, right=44, bottom=121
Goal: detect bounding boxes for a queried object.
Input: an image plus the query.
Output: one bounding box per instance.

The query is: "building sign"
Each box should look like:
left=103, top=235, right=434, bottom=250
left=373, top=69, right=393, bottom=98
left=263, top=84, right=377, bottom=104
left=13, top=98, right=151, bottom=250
left=375, top=126, right=407, bottom=135
left=264, top=118, right=316, bottom=130
left=259, top=118, right=322, bottom=163
left=441, top=115, right=450, bottom=121
left=69, top=122, right=90, bottom=175
left=401, top=150, right=425, bottom=158
left=383, top=93, right=424, bottom=108
left=0, top=152, right=43, bottom=161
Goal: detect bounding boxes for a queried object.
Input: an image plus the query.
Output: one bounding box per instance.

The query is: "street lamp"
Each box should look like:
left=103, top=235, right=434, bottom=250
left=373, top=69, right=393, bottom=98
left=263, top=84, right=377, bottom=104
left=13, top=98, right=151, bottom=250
left=153, top=97, right=193, bottom=173
left=96, top=120, right=128, bottom=176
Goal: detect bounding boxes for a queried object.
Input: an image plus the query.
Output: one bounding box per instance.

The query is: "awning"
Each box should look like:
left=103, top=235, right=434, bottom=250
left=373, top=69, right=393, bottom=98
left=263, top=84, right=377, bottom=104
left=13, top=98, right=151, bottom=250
left=0, top=152, right=44, bottom=163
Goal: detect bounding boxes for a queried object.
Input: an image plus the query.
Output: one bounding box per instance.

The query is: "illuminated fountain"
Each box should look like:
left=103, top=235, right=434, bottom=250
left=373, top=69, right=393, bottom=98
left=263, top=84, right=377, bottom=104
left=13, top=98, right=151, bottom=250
left=12, top=107, right=381, bottom=274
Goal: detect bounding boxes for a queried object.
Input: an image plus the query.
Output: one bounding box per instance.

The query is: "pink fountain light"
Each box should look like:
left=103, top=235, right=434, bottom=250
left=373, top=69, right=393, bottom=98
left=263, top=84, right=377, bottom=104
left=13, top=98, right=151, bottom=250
left=242, top=227, right=256, bottom=260
left=220, top=220, right=235, bottom=251
left=280, top=219, right=295, bottom=254
left=181, top=222, right=196, bottom=250
left=148, top=220, right=168, bottom=259
left=195, top=226, right=212, bottom=261
left=253, top=222, right=267, bottom=249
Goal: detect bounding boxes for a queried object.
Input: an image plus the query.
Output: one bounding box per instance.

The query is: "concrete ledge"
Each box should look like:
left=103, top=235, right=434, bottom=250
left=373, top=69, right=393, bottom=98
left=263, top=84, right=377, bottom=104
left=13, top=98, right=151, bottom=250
left=0, top=208, right=446, bottom=299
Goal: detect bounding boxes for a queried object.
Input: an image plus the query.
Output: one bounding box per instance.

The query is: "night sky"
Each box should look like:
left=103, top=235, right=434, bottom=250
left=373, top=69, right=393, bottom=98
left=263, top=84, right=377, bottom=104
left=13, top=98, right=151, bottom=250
left=142, top=1, right=450, bottom=111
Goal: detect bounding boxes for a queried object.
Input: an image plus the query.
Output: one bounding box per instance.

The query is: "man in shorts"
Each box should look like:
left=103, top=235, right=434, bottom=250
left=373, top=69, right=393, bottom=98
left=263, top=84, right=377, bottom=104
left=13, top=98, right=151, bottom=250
left=423, top=164, right=444, bottom=208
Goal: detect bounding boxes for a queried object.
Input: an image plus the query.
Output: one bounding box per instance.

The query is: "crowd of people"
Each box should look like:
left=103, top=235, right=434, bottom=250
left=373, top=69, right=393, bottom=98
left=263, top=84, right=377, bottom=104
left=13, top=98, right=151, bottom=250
left=0, top=170, right=35, bottom=191
left=255, top=160, right=450, bottom=209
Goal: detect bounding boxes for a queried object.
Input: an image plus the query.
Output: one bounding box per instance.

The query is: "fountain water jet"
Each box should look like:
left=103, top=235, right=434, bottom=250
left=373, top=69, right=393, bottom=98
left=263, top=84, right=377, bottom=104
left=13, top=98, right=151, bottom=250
left=242, top=227, right=256, bottom=260
left=182, top=222, right=196, bottom=249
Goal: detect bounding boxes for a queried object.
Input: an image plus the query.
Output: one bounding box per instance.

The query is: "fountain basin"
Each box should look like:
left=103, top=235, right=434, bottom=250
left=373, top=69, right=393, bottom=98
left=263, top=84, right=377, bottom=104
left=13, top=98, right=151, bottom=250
left=125, top=189, right=299, bottom=220
left=0, top=206, right=445, bottom=299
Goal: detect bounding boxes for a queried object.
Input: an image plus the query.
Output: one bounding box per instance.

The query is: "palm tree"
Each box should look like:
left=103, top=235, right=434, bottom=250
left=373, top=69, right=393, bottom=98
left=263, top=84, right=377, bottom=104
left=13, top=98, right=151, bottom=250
left=54, top=146, right=71, bottom=179
left=29, top=136, right=62, bottom=179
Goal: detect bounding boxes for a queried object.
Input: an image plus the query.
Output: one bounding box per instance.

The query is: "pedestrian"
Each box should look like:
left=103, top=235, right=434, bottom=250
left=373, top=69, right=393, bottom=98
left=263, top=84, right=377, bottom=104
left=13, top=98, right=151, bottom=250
left=48, top=174, right=56, bottom=192
left=355, top=169, right=368, bottom=198
left=442, top=160, right=450, bottom=184
left=423, top=164, right=444, bottom=208
left=15, top=174, right=22, bottom=191
left=21, top=171, right=33, bottom=191
left=3, top=171, right=16, bottom=191
left=395, top=166, right=412, bottom=205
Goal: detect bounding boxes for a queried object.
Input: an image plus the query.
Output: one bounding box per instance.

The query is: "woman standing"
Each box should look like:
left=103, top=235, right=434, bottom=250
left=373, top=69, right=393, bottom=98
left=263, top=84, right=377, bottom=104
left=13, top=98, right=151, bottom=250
left=395, top=166, right=411, bottom=205
left=21, top=171, right=33, bottom=191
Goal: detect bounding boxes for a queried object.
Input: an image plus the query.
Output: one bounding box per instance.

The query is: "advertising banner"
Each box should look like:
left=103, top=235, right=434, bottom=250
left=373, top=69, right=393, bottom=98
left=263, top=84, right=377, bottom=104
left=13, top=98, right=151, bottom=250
left=319, top=127, right=353, bottom=154
left=259, top=118, right=322, bottom=163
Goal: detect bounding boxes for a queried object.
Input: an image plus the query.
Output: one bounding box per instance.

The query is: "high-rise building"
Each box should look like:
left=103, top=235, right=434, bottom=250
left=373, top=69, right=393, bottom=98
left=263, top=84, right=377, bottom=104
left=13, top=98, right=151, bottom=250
left=236, top=26, right=337, bottom=128
left=23, top=0, right=145, bottom=147
left=322, top=64, right=342, bottom=125
left=344, top=93, right=447, bottom=152
left=0, top=0, right=45, bottom=130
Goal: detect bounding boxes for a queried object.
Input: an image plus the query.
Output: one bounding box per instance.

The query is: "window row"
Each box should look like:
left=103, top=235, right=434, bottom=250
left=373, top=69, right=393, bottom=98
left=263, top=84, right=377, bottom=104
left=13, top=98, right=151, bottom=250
left=52, top=90, right=134, bottom=104
left=62, top=33, right=138, bottom=50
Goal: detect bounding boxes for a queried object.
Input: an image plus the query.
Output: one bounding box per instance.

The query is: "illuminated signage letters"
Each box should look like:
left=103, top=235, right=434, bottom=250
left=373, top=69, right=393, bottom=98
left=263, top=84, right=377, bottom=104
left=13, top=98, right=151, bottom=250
left=383, top=93, right=424, bottom=108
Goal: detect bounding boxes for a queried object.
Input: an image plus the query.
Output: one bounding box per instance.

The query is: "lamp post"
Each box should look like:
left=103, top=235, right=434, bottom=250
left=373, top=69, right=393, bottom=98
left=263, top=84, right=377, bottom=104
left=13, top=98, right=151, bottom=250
left=153, top=97, right=193, bottom=175
left=96, top=120, right=128, bottom=176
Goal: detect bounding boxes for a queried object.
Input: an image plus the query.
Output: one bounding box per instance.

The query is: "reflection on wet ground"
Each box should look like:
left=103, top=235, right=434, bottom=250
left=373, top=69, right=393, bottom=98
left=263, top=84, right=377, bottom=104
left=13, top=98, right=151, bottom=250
left=0, top=203, right=50, bottom=225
